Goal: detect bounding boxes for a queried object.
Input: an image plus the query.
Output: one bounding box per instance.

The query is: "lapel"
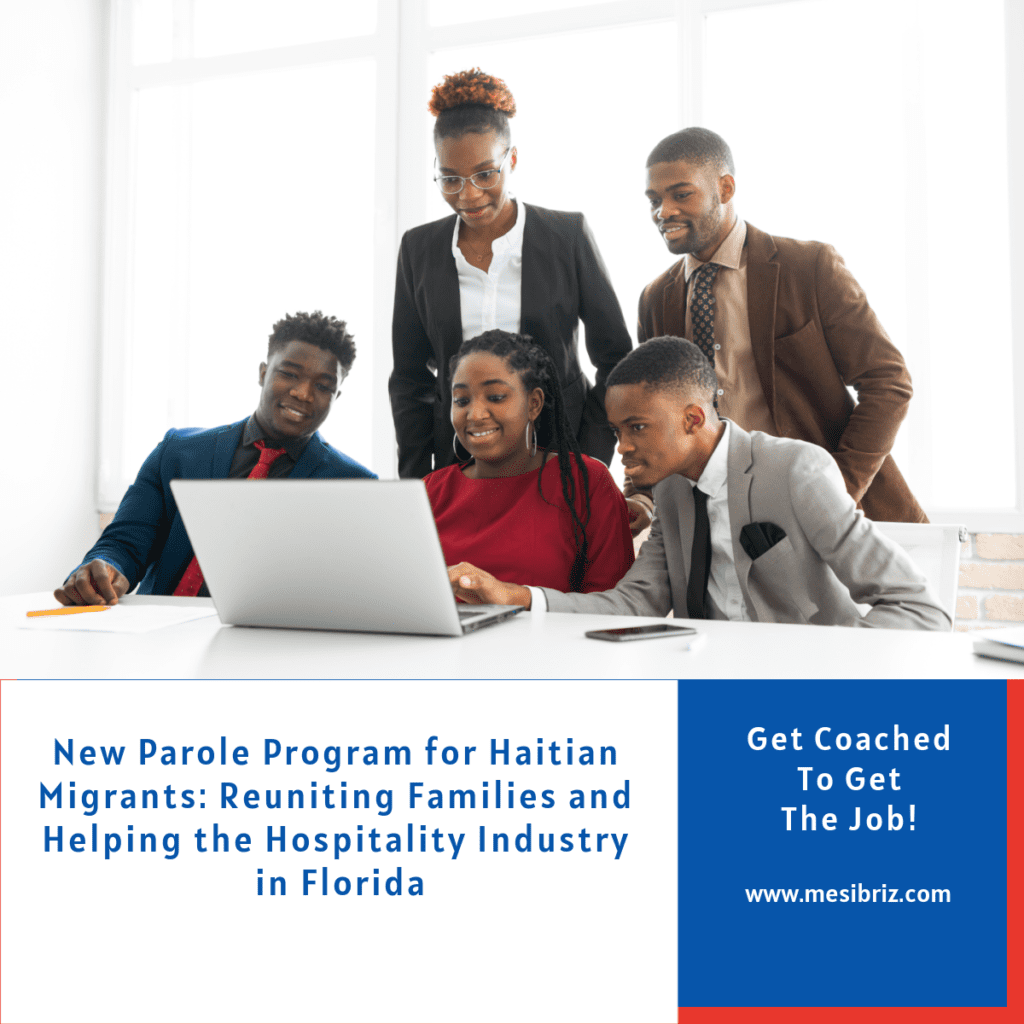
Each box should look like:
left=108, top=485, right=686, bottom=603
left=743, top=222, right=780, bottom=419
left=291, top=432, right=326, bottom=478
left=725, top=420, right=760, bottom=620
left=210, top=420, right=246, bottom=477
left=519, top=203, right=545, bottom=336
left=659, top=260, right=689, bottom=337
left=426, top=216, right=464, bottom=387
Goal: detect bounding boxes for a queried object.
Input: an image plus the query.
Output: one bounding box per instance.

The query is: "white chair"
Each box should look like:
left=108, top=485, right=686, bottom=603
left=861, top=522, right=966, bottom=630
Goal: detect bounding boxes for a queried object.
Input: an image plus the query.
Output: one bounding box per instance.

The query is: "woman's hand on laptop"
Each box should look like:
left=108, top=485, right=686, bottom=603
left=448, top=563, right=532, bottom=609
left=55, top=559, right=130, bottom=606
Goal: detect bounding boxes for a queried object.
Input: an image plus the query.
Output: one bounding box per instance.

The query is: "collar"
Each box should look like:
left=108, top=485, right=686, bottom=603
left=692, top=420, right=731, bottom=499
left=683, top=216, right=747, bottom=282
left=245, top=413, right=309, bottom=462
left=450, top=198, right=524, bottom=257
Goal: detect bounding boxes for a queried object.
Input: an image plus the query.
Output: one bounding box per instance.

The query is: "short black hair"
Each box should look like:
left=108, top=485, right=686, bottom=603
left=646, top=127, right=735, bottom=175
left=435, top=105, right=511, bottom=146
left=267, top=311, right=356, bottom=375
left=606, top=337, right=718, bottom=404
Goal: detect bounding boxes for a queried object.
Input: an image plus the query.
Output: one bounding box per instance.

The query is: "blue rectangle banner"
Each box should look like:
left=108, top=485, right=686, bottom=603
left=678, top=679, right=1007, bottom=1009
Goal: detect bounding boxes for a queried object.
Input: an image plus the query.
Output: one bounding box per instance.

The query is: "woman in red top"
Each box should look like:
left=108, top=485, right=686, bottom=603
left=425, top=330, right=634, bottom=593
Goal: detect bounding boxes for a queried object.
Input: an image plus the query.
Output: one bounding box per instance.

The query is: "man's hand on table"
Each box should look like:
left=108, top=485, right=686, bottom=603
left=54, top=560, right=129, bottom=606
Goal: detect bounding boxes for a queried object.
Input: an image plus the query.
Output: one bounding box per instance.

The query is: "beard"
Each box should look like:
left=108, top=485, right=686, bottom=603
left=665, top=204, right=724, bottom=257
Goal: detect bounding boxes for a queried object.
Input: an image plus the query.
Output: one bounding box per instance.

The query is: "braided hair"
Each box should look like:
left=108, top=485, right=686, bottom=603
left=450, top=330, right=592, bottom=592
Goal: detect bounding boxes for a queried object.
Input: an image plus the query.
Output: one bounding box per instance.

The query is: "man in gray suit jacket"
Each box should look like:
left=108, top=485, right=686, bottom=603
left=450, top=338, right=949, bottom=631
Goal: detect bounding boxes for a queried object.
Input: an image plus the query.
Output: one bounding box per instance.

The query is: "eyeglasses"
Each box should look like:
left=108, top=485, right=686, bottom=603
left=434, top=148, right=512, bottom=195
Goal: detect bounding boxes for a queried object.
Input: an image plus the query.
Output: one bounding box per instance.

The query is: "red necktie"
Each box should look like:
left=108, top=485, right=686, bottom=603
left=172, top=440, right=287, bottom=596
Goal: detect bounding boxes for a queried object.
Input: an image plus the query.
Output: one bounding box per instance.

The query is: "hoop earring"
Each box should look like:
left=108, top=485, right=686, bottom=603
left=452, top=432, right=472, bottom=462
left=527, top=420, right=538, bottom=458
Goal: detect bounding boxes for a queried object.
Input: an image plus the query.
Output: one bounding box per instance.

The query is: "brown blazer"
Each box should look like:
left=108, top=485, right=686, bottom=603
left=636, top=222, right=926, bottom=523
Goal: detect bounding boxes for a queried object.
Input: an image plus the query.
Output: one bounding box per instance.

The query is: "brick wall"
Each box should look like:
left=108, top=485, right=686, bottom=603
left=956, top=534, right=1024, bottom=632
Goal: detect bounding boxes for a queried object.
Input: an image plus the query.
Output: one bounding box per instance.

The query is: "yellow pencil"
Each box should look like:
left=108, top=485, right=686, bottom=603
left=27, top=605, right=113, bottom=617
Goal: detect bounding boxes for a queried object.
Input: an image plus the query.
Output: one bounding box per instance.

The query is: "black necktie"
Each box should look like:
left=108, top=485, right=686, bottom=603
left=687, top=486, right=712, bottom=620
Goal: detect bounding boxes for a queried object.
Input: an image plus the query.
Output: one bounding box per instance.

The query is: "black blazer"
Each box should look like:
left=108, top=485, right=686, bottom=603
left=388, top=202, right=633, bottom=478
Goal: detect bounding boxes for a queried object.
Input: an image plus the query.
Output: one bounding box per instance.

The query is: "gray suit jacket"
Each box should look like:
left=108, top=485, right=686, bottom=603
left=544, top=422, right=950, bottom=630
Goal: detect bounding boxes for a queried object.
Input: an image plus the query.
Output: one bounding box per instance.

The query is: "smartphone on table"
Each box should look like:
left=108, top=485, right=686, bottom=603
left=585, top=624, right=698, bottom=642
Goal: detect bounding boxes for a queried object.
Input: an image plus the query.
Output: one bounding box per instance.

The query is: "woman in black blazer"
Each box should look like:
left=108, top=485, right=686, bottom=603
left=388, top=68, right=633, bottom=479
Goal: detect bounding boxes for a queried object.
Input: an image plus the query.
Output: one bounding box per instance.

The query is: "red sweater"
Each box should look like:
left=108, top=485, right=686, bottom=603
left=425, top=455, right=635, bottom=593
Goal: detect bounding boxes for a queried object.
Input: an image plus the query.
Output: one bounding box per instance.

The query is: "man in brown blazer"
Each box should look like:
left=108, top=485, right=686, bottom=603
left=625, top=127, right=924, bottom=530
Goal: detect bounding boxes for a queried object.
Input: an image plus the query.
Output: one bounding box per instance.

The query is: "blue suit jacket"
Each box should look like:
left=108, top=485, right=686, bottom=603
left=76, top=419, right=376, bottom=595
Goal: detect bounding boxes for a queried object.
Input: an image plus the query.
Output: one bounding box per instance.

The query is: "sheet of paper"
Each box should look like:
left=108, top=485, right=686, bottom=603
left=20, top=605, right=219, bottom=633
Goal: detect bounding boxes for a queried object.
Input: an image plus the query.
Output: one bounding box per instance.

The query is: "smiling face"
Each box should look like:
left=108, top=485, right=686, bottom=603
left=645, top=158, right=736, bottom=262
left=605, top=383, right=713, bottom=486
left=255, top=339, right=344, bottom=442
left=435, top=129, right=516, bottom=231
left=451, top=350, right=543, bottom=477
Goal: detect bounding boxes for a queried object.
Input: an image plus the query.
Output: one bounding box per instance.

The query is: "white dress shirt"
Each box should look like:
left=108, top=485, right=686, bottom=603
left=691, top=421, right=750, bottom=621
left=452, top=198, right=525, bottom=341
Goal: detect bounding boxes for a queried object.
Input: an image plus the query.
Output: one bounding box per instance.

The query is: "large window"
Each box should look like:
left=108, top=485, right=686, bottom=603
left=701, top=0, right=1014, bottom=514
left=103, top=0, right=1024, bottom=529
left=101, top=0, right=394, bottom=507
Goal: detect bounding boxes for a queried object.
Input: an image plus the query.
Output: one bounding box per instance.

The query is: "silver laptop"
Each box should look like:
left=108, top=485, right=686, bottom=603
left=170, top=479, right=523, bottom=636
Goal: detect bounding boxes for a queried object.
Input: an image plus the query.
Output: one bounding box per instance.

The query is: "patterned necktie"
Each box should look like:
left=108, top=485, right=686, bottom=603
left=172, top=440, right=287, bottom=596
left=690, top=262, right=721, bottom=365
left=686, top=486, right=712, bottom=620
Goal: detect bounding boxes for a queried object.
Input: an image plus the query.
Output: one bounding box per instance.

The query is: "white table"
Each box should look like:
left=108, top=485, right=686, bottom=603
left=1, top=591, right=1011, bottom=679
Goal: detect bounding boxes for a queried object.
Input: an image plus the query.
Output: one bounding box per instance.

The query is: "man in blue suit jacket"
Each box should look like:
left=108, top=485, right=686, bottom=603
left=55, top=311, right=375, bottom=605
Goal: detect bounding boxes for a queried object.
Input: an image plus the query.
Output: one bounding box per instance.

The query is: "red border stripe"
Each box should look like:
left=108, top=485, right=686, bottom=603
left=678, top=1011, right=1010, bottom=1022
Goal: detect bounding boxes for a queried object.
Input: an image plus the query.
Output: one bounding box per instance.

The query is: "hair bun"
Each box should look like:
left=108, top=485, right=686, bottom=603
left=429, top=68, right=517, bottom=118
